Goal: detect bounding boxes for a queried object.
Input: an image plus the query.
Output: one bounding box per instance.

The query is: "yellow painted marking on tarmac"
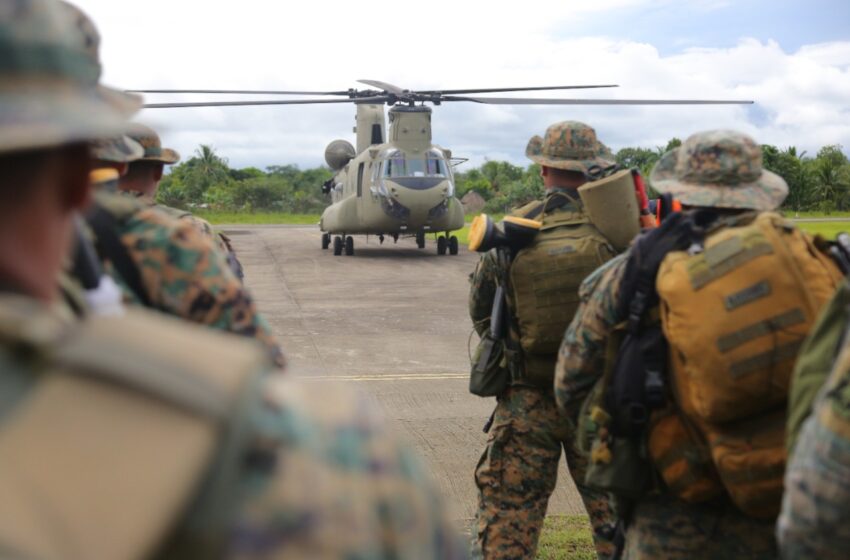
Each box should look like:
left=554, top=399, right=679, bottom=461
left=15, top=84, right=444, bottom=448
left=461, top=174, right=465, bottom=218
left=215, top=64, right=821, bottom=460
left=303, top=373, right=467, bottom=382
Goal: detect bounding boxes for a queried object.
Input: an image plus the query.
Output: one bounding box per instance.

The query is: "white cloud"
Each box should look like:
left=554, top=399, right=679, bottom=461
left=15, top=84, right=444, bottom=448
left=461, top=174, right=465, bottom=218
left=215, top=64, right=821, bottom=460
left=76, top=0, right=850, bottom=169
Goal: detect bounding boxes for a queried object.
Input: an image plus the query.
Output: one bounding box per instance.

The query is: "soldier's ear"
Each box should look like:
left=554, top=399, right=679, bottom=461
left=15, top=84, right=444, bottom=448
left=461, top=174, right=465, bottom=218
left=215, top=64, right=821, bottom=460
left=540, top=166, right=549, bottom=178
left=59, top=144, right=94, bottom=211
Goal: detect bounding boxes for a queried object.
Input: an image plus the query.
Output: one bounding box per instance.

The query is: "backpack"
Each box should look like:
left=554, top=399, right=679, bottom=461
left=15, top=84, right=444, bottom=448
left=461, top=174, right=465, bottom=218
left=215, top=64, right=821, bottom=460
left=652, top=211, right=842, bottom=517
left=509, top=192, right=616, bottom=387
left=0, top=296, right=268, bottom=559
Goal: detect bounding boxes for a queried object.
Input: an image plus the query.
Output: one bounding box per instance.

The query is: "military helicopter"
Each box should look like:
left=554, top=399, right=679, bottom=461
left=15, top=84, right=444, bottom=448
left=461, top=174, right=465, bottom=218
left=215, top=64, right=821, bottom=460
left=136, top=80, right=752, bottom=256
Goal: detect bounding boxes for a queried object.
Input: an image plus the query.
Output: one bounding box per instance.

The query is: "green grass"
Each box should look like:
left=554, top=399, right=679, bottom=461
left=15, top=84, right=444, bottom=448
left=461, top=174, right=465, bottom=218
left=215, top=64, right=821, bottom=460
left=536, top=515, right=596, bottom=560
left=194, top=211, right=321, bottom=225
left=797, top=221, right=850, bottom=239
left=782, top=211, right=850, bottom=219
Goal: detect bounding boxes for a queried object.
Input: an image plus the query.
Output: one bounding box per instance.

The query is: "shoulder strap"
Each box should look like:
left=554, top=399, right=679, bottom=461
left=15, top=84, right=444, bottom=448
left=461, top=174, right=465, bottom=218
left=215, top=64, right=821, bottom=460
left=0, top=304, right=268, bottom=560
left=86, top=202, right=152, bottom=308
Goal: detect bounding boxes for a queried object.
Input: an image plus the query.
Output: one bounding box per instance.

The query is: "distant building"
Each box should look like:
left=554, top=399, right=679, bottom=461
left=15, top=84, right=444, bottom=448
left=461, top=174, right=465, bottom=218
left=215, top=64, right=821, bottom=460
left=462, top=191, right=486, bottom=214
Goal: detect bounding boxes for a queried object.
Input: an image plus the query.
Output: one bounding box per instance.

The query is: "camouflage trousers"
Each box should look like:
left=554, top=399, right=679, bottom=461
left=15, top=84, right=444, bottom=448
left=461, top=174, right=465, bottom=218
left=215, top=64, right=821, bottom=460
left=472, top=386, right=616, bottom=559
left=622, top=496, right=777, bottom=559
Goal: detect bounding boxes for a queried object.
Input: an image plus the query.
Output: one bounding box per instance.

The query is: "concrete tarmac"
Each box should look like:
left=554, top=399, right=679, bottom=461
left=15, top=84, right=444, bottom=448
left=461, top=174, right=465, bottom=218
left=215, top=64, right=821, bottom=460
left=226, top=225, right=586, bottom=522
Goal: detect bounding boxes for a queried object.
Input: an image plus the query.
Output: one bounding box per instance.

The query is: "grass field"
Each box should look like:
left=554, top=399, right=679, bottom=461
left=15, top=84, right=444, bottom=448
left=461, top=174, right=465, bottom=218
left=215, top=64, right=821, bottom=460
left=537, top=516, right=596, bottom=560
left=197, top=211, right=320, bottom=225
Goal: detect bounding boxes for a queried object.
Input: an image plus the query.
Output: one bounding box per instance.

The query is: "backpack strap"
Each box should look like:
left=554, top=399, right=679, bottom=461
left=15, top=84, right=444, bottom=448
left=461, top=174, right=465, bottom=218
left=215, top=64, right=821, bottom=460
left=86, top=201, right=152, bottom=308
left=0, top=300, right=268, bottom=560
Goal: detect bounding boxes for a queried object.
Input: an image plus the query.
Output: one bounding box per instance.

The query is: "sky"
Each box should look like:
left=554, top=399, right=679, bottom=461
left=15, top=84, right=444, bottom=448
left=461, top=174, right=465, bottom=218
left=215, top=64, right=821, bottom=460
left=75, top=0, right=850, bottom=170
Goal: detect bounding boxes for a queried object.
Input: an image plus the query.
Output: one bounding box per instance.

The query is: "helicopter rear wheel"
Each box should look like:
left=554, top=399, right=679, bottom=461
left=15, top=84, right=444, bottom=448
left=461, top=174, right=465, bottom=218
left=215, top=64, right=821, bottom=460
left=344, top=236, right=354, bottom=256
left=321, top=232, right=330, bottom=250
left=333, top=236, right=343, bottom=256
left=437, top=236, right=447, bottom=255
left=449, top=235, right=459, bottom=255
left=416, top=232, right=426, bottom=249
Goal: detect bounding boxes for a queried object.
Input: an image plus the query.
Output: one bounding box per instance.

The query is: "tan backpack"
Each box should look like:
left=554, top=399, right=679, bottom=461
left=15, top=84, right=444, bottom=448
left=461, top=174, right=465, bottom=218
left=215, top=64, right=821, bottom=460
left=0, top=296, right=269, bottom=560
left=509, top=193, right=616, bottom=386
left=650, top=212, right=842, bottom=517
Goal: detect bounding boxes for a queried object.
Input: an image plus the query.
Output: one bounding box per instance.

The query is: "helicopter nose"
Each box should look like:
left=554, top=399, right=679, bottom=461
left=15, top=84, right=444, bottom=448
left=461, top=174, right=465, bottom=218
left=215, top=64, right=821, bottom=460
left=386, top=179, right=451, bottom=224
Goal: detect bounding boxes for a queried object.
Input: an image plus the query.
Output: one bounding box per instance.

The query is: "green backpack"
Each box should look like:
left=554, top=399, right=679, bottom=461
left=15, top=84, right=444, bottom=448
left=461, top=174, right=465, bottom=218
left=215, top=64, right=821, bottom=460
left=509, top=193, right=616, bottom=387
left=787, top=280, right=850, bottom=453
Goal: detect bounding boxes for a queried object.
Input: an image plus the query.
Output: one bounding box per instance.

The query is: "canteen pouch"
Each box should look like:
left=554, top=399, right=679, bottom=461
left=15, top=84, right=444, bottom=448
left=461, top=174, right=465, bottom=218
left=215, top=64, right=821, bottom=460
left=648, top=409, right=722, bottom=503
left=469, top=333, right=510, bottom=397
left=705, top=410, right=787, bottom=519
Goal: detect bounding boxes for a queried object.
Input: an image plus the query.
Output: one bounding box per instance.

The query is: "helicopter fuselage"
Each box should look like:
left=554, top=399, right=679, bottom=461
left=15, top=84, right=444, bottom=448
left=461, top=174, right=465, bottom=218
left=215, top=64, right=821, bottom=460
left=319, top=105, right=464, bottom=237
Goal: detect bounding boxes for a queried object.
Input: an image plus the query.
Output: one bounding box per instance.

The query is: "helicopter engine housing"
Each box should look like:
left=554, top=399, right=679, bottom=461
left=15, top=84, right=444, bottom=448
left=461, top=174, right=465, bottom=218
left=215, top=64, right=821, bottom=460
left=324, top=139, right=356, bottom=171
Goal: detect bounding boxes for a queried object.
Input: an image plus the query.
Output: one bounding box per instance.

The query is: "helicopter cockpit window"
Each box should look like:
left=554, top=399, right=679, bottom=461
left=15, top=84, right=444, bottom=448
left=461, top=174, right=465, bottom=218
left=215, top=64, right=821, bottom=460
left=381, top=150, right=450, bottom=179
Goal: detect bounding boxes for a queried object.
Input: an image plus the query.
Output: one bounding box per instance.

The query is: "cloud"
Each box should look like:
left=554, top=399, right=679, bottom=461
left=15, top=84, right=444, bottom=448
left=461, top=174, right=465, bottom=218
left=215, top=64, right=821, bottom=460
left=76, top=0, right=850, bottom=169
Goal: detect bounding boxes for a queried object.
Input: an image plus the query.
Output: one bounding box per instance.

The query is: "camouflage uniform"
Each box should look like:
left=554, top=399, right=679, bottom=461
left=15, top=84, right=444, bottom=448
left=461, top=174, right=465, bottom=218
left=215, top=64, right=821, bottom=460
left=124, top=123, right=245, bottom=280
left=0, top=2, right=464, bottom=558
left=778, top=283, right=850, bottom=559
left=555, top=130, right=790, bottom=559
left=471, top=122, right=617, bottom=559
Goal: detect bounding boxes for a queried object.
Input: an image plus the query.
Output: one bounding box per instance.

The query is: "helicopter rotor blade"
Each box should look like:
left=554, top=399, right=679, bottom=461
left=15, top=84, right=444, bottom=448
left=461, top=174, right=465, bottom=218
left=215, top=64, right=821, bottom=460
left=357, top=79, right=407, bottom=94
left=129, top=89, right=353, bottom=96
left=418, top=84, right=619, bottom=95
left=142, top=96, right=391, bottom=109
left=441, top=95, right=754, bottom=105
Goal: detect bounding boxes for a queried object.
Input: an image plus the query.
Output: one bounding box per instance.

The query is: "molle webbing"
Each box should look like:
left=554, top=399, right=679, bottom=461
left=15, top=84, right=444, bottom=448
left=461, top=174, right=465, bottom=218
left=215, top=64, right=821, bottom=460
left=717, top=308, right=806, bottom=354
left=687, top=232, right=774, bottom=290
left=729, top=340, right=806, bottom=379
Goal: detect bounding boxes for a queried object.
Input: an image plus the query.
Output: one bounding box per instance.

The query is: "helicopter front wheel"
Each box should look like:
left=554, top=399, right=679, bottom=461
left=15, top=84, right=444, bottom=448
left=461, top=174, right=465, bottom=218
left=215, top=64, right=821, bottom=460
left=345, top=236, right=354, bottom=256
left=333, top=236, right=343, bottom=256
left=437, top=236, right=447, bottom=255
left=449, top=235, right=459, bottom=255
left=322, top=232, right=331, bottom=250
left=416, top=232, right=426, bottom=249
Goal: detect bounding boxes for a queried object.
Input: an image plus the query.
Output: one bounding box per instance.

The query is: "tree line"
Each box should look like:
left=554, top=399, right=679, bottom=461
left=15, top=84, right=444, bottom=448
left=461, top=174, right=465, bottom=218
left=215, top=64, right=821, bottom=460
left=158, top=142, right=850, bottom=215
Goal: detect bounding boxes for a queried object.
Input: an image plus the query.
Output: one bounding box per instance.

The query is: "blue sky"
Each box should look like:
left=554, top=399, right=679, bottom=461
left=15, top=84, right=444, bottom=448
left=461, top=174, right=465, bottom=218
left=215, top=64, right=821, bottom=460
left=565, top=0, right=850, bottom=55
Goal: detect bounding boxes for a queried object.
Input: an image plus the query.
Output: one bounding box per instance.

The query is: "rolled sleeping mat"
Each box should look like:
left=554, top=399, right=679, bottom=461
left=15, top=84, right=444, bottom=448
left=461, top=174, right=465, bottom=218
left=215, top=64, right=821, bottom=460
left=578, top=169, right=640, bottom=251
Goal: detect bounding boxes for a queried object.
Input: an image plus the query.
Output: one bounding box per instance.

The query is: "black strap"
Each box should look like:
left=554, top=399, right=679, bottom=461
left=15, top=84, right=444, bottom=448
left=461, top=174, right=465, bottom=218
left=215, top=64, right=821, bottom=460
left=86, top=203, right=152, bottom=307
left=520, top=190, right=578, bottom=220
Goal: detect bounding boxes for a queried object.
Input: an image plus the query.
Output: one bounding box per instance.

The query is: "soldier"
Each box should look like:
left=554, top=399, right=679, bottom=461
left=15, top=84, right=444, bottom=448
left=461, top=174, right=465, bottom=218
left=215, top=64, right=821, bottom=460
left=0, top=1, right=464, bottom=558
left=58, top=0, right=281, bottom=365
left=555, top=130, right=841, bottom=558
left=120, top=123, right=245, bottom=281
left=470, top=121, right=619, bottom=559
left=777, top=281, right=850, bottom=558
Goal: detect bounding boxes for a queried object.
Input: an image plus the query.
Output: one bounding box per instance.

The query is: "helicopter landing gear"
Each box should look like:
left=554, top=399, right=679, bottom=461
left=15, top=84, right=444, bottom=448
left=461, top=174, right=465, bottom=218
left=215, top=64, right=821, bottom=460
left=344, top=236, right=354, bottom=256
left=416, top=231, right=426, bottom=249
left=392, top=234, right=399, bottom=244
left=436, top=234, right=459, bottom=256
left=379, top=234, right=385, bottom=244
left=437, top=236, right=447, bottom=255
left=449, top=235, right=459, bottom=255
left=333, top=236, right=343, bottom=256
left=322, top=232, right=331, bottom=250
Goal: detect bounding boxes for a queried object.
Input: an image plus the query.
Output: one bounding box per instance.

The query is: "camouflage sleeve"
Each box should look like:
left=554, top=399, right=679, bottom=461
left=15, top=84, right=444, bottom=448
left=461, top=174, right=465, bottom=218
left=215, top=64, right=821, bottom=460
left=468, top=251, right=500, bottom=336
left=117, top=207, right=284, bottom=367
left=230, top=377, right=466, bottom=558
left=778, top=347, right=850, bottom=559
left=554, top=253, right=628, bottom=420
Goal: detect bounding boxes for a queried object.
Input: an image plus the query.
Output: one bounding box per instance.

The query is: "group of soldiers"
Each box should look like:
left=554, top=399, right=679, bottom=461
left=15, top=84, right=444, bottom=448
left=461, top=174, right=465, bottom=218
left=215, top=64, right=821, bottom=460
left=1, top=1, right=848, bottom=559
left=468, top=121, right=850, bottom=559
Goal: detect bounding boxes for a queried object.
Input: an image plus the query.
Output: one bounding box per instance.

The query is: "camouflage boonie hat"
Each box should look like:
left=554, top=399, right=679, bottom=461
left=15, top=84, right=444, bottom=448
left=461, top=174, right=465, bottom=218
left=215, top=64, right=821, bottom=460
left=650, top=130, right=788, bottom=211
left=127, top=123, right=180, bottom=164
left=91, top=135, right=144, bottom=163
left=0, top=0, right=140, bottom=154
left=526, top=121, right=615, bottom=174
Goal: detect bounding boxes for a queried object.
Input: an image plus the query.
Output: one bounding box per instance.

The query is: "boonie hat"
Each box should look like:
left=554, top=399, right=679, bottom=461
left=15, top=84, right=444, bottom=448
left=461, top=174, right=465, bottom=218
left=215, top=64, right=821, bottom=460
left=526, top=121, right=615, bottom=175
left=91, top=135, right=144, bottom=163
left=126, top=123, right=180, bottom=164
left=0, top=0, right=140, bottom=154
left=650, top=130, right=788, bottom=211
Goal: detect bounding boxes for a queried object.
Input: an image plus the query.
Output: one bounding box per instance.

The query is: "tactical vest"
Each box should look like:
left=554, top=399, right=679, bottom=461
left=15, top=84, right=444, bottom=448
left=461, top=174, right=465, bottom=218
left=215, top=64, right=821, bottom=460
left=508, top=193, right=616, bottom=387
left=0, top=295, right=269, bottom=560
left=652, top=212, right=842, bottom=517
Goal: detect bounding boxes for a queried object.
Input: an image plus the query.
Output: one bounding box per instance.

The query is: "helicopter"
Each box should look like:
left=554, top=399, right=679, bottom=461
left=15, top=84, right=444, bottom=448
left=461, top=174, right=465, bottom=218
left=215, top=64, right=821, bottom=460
left=135, top=80, right=752, bottom=256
